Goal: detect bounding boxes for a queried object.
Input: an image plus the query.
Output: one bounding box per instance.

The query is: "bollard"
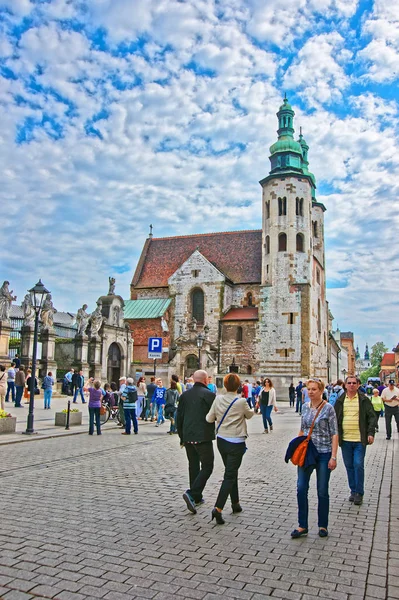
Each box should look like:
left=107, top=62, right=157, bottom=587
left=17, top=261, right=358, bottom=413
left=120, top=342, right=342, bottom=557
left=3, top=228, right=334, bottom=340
left=65, top=400, right=71, bottom=430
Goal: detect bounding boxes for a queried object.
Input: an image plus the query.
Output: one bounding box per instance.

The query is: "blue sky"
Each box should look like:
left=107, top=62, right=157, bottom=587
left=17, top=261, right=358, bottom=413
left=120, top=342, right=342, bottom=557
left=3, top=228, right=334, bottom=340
left=1, top=0, right=398, bottom=354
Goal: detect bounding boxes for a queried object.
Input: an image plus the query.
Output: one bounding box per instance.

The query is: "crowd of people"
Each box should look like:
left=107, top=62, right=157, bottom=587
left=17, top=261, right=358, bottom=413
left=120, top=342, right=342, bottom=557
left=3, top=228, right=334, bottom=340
left=0, top=355, right=54, bottom=411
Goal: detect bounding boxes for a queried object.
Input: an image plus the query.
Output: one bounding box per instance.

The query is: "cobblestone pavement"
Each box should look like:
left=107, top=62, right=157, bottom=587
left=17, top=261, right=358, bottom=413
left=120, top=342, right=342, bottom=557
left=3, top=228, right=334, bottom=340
left=0, top=407, right=397, bottom=600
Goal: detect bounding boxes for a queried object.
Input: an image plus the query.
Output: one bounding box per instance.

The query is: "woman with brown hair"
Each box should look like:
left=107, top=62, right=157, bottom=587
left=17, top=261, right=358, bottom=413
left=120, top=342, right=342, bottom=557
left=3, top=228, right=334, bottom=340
left=258, top=377, right=278, bottom=433
left=206, top=373, right=254, bottom=524
left=136, top=376, right=147, bottom=419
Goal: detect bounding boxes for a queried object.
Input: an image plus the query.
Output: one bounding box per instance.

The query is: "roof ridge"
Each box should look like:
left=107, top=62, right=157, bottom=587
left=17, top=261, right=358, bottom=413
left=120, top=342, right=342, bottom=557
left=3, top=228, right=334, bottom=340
left=151, top=229, right=262, bottom=241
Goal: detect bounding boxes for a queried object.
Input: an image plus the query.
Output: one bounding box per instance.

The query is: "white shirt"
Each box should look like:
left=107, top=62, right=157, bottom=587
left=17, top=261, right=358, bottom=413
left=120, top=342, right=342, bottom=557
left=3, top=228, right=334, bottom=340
left=381, top=386, right=399, bottom=408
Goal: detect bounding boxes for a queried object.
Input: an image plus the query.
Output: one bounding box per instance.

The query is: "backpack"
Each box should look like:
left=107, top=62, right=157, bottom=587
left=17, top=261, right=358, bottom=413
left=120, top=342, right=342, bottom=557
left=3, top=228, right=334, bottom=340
left=328, top=391, right=339, bottom=406
left=126, top=389, right=138, bottom=403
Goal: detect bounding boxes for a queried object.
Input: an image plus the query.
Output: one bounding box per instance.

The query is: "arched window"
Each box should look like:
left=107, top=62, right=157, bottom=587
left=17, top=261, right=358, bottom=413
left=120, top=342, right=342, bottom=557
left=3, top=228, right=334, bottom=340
left=265, top=201, right=270, bottom=219
left=296, top=197, right=304, bottom=216
left=191, top=288, right=204, bottom=324
left=278, top=197, right=287, bottom=216
left=313, top=221, right=318, bottom=238
left=246, top=292, right=253, bottom=307
left=296, top=233, right=304, bottom=252
left=265, top=235, right=270, bottom=254
left=278, top=232, right=287, bottom=252
left=236, top=326, right=243, bottom=342
left=247, top=365, right=252, bottom=375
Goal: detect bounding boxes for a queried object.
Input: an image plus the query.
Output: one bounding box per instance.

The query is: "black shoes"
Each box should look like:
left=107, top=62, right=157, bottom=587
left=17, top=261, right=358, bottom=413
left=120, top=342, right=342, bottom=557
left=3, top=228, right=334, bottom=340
left=232, top=503, right=242, bottom=513
left=353, top=493, right=363, bottom=506
left=211, top=508, right=225, bottom=525
left=349, top=494, right=354, bottom=502
left=291, top=528, right=308, bottom=538
left=319, top=528, right=328, bottom=537
left=183, top=492, right=197, bottom=514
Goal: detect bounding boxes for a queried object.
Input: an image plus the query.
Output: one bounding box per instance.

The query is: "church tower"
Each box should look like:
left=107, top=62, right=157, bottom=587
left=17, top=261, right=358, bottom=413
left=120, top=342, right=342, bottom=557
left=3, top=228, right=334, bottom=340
left=257, top=97, right=328, bottom=384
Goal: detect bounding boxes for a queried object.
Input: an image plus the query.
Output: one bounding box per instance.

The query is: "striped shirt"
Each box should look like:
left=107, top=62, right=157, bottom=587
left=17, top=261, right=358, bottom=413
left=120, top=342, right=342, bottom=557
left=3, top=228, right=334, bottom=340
left=342, top=394, right=361, bottom=442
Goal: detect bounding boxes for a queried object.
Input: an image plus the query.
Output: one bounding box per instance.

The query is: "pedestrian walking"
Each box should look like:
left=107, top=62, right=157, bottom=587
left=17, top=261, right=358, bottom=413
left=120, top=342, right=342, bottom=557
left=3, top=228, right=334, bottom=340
left=72, top=370, right=86, bottom=404
left=153, top=379, right=167, bottom=426
left=136, top=376, right=146, bottom=420
left=5, top=363, right=16, bottom=403
left=164, top=379, right=179, bottom=434
left=258, top=378, right=278, bottom=433
left=146, top=376, right=157, bottom=421
left=177, top=370, right=216, bottom=514
left=15, top=365, right=25, bottom=407
left=206, top=373, right=253, bottom=525
left=88, top=380, right=102, bottom=436
left=371, top=389, right=384, bottom=432
left=121, top=377, right=138, bottom=435
left=118, top=376, right=126, bottom=428
left=295, top=381, right=304, bottom=414
left=25, top=369, right=38, bottom=402
left=42, top=371, right=55, bottom=409
left=0, top=365, right=6, bottom=410
left=334, top=375, right=376, bottom=506
left=381, top=380, right=399, bottom=440
left=289, top=383, right=295, bottom=407
left=290, top=378, right=338, bottom=538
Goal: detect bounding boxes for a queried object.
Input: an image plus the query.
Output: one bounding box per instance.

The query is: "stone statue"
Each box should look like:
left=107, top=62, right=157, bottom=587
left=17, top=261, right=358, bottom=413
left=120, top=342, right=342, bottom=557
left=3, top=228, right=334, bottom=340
left=75, top=303, right=90, bottom=336
left=189, top=316, right=197, bottom=332
left=0, top=281, right=16, bottom=321
left=161, top=316, right=169, bottom=332
left=22, top=293, right=35, bottom=326
left=108, top=277, right=116, bottom=295
left=89, top=303, right=103, bottom=337
left=113, top=305, right=121, bottom=327
left=41, top=293, right=57, bottom=331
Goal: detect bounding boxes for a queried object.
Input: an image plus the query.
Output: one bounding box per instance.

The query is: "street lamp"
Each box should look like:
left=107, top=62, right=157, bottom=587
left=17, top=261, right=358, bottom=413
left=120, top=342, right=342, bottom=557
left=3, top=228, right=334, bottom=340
left=196, top=332, right=205, bottom=369
left=25, top=279, right=50, bottom=435
left=326, top=358, right=331, bottom=383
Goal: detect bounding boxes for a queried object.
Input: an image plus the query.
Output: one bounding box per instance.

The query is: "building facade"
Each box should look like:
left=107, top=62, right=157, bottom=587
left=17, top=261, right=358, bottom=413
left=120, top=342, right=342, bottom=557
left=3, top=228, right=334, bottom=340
left=127, top=98, right=329, bottom=389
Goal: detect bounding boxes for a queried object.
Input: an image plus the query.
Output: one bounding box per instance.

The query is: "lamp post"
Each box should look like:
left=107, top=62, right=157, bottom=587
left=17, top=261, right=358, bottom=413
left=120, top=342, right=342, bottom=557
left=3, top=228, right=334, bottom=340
left=326, top=358, right=331, bottom=383
left=25, top=279, right=50, bottom=435
left=196, top=332, right=205, bottom=369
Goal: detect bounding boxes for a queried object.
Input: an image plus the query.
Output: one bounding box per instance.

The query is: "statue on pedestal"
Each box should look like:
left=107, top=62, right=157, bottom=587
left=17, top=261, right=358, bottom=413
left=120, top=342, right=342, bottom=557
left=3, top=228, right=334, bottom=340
left=113, top=305, right=121, bottom=327
left=0, top=281, right=16, bottom=321
left=22, top=293, right=35, bottom=326
left=108, top=277, right=116, bottom=295
left=89, top=303, right=104, bottom=337
left=41, top=293, right=57, bottom=331
left=75, top=304, right=90, bottom=336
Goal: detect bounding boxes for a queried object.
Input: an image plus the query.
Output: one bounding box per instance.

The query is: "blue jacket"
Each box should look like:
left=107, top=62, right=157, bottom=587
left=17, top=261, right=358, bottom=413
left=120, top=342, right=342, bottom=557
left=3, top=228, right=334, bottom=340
left=285, top=435, right=318, bottom=468
left=152, top=386, right=167, bottom=405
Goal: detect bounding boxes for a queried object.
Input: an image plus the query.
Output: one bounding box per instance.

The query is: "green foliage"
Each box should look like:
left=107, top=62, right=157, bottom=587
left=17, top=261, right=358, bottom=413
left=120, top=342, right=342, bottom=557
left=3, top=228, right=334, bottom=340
left=360, top=365, right=380, bottom=384
left=61, top=408, right=80, bottom=413
left=9, top=338, right=20, bottom=349
left=370, top=342, right=388, bottom=367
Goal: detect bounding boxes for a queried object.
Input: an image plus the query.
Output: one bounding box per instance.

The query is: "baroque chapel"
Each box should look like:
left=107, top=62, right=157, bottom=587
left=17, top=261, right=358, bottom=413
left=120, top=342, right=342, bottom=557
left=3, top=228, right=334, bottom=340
left=126, top=98, right=328, bottom=388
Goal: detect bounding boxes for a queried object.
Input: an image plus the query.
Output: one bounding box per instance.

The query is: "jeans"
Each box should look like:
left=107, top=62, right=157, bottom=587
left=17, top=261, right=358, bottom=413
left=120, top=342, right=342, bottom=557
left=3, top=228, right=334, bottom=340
left=118, top=397, right=125, bottom=426
left=143, top=397, right=151, bottom=420
left=297, top=451, right=331, bottom=529
left=73, top=387, right=85, bottom=403
left=341, top=441, right=366, bottom=496
left=289, top=394, right=295, bottom=407
left=89, top=407, right=101, bottom=435
left=124, top=407, right=138, bottom=434
left=15, top=385, right=24, bottom=407
left=185, top=441, right=214, bottom=503
left=6, top=381, right=15, bottom=403
left=136, top=397, right=143, bottom=419
left=44, top=389, right=52, bottom=409
left=260, top=405, right=273, bottom=430
left=150, top=403, right=158, bottom=420
left=384, top=405, right=399, bottom=438
left=157, top=404, right=164, bottom=425
left=215, top=437, right=246, bottom=510
left=374, top=410, right=380, bottom=431
left=295, top=395, right=302, bottom=413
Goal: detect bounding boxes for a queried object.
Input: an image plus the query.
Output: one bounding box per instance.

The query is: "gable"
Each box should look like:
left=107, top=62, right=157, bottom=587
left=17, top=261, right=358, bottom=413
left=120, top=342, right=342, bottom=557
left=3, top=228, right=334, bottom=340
left=168, top=250, right=225, bottom=285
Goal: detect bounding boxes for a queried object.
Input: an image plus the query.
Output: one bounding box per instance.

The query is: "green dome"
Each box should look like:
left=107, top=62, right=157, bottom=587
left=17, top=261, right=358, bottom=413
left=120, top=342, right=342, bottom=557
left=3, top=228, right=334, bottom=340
left=270, top=137, right=303, bottom=156
left=279, top=97, right=293, bottom=111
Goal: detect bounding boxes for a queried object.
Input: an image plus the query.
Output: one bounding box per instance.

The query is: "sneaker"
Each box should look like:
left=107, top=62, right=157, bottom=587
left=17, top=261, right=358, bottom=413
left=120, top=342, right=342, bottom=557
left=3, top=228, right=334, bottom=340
left=353, top=493, right=363, bottom=506
left=263, top=429, right=269, bottom=434
left=195, top=498, right=205, bottom=505
left=183, top=492, right=197, bottom=514
left=386, top=437, right=391, bottom=440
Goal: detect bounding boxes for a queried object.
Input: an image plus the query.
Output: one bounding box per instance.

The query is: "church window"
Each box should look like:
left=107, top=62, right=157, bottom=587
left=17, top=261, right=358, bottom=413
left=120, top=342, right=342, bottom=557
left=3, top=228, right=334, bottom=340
left=289, top=312, right=294, bottom=325
left=246, top=292, right=254, bottom=307
left=317, top=299, right=321, bottom=333
left=316, top=268, right=320, bottom=284
left=192, top=269, right=200, bottom=278
left=278, top=197, right=287, bottom=216
left=296, top=197, right=304, bottom=216
left=278, top=232, right=287, bottom=252
left=313, top=221, right=318, bottom=238
left=266, top=265, right=269, bottom=275
left=266, top=201, right=270, bottom=219
left=186, top=354, right=198, bottom=371
left=191, top=288, right=204, bottom=324
left=296, top=233, right=304, bottom=252
left=236, top=326, right=243, bottom=343
left=265, top=235, right=270, bottom=254
left=247, top=365, right=253, bottom=375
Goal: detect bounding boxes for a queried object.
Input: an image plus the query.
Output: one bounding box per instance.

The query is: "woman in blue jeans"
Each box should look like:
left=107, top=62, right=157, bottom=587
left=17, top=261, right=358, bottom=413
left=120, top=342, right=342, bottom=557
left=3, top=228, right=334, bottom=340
left=291, top=378, right=339, bottom=539
left=258, top=378, right=278, bottom=433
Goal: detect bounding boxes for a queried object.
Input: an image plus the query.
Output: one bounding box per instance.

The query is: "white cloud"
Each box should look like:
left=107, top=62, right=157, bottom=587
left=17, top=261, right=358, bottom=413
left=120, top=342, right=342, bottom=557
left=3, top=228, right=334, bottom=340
left=359, top=0, right=399, bottom=81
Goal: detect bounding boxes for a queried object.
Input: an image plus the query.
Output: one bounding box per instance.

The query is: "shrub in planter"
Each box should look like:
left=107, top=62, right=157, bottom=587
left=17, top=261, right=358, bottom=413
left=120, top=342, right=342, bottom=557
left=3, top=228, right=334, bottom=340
left=0, top=410, right=17, bottom=434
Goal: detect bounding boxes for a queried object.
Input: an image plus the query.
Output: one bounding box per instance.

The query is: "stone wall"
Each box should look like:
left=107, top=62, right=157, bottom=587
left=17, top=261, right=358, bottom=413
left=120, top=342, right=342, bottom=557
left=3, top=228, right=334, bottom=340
left=220, top=321, right=258, bottom=374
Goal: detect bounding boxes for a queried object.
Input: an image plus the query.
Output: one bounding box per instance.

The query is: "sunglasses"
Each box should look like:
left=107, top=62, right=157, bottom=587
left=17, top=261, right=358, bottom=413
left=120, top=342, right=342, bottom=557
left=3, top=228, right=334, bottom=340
left=346, top=381, right=358, bottom=385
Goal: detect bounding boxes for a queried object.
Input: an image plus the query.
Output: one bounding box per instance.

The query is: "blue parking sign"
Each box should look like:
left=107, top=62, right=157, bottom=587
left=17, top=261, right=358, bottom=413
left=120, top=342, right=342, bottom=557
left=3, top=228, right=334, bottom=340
left=148, top=337, right=163, bottom=359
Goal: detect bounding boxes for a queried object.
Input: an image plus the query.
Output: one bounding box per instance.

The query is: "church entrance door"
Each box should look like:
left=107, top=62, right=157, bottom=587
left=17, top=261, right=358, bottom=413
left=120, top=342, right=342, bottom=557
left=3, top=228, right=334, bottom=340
left=107, top=342, right=121, bottom=384
left=185, top=354, right=199, bottom=378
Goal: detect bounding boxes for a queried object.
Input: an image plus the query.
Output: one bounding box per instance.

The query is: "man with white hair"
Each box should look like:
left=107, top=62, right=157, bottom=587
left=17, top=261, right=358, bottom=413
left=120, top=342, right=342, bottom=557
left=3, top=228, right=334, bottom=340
left=121, top=377, right=138, bottom=435
left=177, top=370, right=216, bottom=514
left=118, top=376, right=126, bottom=428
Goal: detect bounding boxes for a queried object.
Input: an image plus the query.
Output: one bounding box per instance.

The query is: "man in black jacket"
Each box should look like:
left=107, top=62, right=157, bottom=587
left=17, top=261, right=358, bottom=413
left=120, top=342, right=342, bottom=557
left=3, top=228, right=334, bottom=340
left=334, top=375, right=376, bottom=505
left=177, top=370, right=216, bottom=514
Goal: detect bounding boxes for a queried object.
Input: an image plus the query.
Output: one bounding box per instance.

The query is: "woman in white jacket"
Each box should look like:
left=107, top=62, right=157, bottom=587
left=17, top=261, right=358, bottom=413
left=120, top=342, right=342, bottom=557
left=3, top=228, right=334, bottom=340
left=258, top=377, right=278, bottom=433
left=206, top=373, right=254, bottom=525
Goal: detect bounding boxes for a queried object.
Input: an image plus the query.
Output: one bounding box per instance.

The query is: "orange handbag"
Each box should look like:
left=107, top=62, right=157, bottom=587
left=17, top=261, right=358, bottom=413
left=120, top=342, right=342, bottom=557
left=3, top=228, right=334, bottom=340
left=291, top=402, right=325, bottom=467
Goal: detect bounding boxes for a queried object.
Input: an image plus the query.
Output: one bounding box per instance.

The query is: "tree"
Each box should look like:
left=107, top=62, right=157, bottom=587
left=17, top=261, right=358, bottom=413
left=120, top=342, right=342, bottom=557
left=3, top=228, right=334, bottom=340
left=370, top=342, right=388, bottom=368
left=360, top=365, right=380, bottom=385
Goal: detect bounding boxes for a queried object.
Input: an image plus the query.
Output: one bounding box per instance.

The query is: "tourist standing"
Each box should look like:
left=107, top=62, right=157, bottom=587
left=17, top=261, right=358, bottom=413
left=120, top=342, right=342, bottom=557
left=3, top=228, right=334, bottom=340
left=295, top=381, right=304, bottom=414
left=207, top=376, right=217, bottom=394
left=291, top=378, right=338, bottom=538
left=15, top=365, right=25, bottom=407
left=206, top=373, right=253, bottom=525
left=121, top=377, right=138, bottom=435
left=118, top=376, right=126, bottom=428
left=164, top=379, right=179, bottom=434
left=88, top=380, right=102, bottom=436
left=258, top=378, right=278, bottom=433
left=381, top=380, right=399, bottom=440
left=177, top=370, right=216, bottom=514
left=136, top=376, right=147, bottom=420
left=289, top=383, right=295, bottom=407
left=42, top=371, right=55, bottom=409
left=5, top=363, right=16, bottom=403
left=152, top=379, right=167, bottom=426
left=72, top=370, right=86, bottom=404
left=0, top=365, right=6, bottom=410
left=146, top=376, right=157, bottom=421
left=334, top=376, right=376, bottom=505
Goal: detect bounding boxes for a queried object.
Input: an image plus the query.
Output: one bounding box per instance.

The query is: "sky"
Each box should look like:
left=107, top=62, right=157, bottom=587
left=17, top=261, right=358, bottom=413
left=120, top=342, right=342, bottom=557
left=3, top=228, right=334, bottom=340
left=1, top=0, right=398, bottom=355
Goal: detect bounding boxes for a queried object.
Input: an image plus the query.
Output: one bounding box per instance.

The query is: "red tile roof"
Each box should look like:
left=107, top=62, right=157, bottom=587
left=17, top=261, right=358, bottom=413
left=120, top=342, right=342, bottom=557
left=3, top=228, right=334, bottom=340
left=132, top=230, right=262, bottom=288
left=381, top=353, right=395, bottom=366
left=222, top=307, right=258, bottom=321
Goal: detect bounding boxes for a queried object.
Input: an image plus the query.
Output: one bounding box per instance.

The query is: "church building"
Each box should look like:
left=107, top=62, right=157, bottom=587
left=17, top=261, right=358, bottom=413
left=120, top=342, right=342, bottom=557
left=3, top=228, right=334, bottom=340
left=126, top=97, right=328, bottom=388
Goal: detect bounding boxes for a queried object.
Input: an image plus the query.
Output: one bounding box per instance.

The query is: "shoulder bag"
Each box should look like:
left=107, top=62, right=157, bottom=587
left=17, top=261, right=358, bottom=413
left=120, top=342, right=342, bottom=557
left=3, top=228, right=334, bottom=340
left=216, top=397, right=239, bottom=433
left=291, top=401, right=326, bottom=467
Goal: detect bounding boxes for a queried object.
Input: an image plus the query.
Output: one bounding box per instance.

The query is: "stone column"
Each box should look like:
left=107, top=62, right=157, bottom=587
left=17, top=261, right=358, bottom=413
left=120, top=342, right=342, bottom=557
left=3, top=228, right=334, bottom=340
left=40, top=329, right=57, bottom=378
left=20, top=325, right=35, bottom=367
left=89, top=336, right=102, bottom=380
left=74, top=335, right=90, bottom=380
left=0, top=320, right=12, bottom=362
